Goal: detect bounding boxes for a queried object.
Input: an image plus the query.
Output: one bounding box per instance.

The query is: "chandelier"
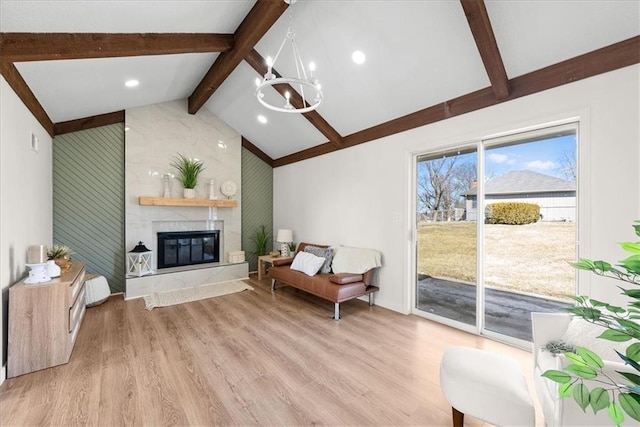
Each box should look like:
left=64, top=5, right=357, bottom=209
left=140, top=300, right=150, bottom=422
left=255, top=0, right=322, bottom=113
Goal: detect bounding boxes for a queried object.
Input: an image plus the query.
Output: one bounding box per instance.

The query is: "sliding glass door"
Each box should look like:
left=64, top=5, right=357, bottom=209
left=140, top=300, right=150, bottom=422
left=414, top=123, right=578, bottom=343
left=416, top=147, right=478, bottom=328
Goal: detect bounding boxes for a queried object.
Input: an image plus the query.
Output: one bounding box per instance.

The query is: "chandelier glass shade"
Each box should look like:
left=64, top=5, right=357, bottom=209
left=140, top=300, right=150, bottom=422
left=255, top=0, right=322, bottom=113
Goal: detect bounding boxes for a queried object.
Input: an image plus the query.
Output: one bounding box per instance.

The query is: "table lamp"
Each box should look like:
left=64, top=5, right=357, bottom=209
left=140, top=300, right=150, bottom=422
left=276, top=229, right=293, bottom=257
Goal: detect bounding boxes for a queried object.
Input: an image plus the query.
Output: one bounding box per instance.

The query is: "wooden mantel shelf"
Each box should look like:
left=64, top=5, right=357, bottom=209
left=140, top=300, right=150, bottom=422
left=139, top=196, right=237, bottom=208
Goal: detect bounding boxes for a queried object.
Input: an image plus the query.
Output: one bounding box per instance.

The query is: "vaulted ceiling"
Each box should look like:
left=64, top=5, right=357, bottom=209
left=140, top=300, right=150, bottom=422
left=1, top=1, right=638, bottom=167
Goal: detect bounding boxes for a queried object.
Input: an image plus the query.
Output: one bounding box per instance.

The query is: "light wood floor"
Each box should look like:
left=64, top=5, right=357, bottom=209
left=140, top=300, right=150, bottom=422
left=0, top=274, right=542, bottom=426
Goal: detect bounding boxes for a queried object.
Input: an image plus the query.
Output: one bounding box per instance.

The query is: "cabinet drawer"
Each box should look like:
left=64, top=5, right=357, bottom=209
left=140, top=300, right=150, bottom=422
left=69, top=283, right=86, bottom=333
left=70, top=268, right=86, bottom=305
left=70, top=302, right=85, bottom=348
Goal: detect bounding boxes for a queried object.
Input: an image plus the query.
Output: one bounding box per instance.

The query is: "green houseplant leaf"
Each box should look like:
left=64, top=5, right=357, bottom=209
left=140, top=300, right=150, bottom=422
left=542, top=370, right=572, bottom=383
left=559, top=382, right=573, bottom=398
left=590, top=387, right=610, bottom=414
left=599, top=330, right=633, bottom=342
left=608, top=402, right=625, bottom=426
left=565, top=364, right=598, bottom=379
left=573, top=383, right=590, bottom=411
left=626, top=342, right=640, bottom=361
left=619, top=393, right=640, bottom=422
left=575, top=346, right=604, bottom=369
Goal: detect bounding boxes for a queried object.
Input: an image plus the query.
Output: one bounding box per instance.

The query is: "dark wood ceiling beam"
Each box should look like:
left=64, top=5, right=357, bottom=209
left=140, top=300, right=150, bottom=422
left=508, top=35, right=640, bottom=99
left=54, top=111, right=125, bottom=136
left=0, top=33, right=234, bottom=62
left=274, top=36, right=640, bottom=167
left=245, top=49, right=343, bottom=149
left=460, top=0, right=510, bottom=100
left=272, top=142, right=339, bottom=168
left=188, top=0, right=288, bottom=114
left=242, top=136, right=274, bottom=167
left=0, top=62, right=54, bottom=136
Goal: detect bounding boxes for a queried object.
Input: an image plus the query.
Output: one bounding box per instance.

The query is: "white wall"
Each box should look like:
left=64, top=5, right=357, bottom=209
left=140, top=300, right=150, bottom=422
left=274, top=65, right=640, bottom=314
left=0, top=76, right=53, bottom=383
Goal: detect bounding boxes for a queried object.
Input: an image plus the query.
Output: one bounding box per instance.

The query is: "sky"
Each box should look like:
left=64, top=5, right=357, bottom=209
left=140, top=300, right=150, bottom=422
left=485, top=134, right=576, bottom=180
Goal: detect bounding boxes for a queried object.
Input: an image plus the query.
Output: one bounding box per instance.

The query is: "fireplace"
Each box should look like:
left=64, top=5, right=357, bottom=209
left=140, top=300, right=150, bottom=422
left=157, top=230, right=220, bottom=269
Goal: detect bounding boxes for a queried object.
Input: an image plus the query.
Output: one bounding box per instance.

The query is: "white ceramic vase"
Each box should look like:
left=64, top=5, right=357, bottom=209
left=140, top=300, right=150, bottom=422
left=46, top=260, right=61, bottom=278
left=183, top=188, right=195, bottom=198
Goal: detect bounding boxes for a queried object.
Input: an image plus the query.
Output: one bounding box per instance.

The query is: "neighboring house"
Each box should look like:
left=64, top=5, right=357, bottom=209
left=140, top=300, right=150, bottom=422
left=462, top=170, right=576, bottom=222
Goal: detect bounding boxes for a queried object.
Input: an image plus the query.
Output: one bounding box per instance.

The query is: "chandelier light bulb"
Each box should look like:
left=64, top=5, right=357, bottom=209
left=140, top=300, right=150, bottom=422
left=285, top=91, right=291, bottom=100
left=255, top=77, right=261, bottom=87
left=266, top=56, right=273, bottom=67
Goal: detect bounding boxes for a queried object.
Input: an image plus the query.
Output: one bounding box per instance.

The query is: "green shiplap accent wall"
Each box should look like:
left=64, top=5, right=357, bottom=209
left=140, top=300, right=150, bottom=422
left=241, top=147, right=273, bottom=272
left=53, top=124, right=125, bottom=292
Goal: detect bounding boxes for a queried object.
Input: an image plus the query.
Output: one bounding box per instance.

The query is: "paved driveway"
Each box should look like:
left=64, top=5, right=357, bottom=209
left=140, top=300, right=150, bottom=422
left=417, top=276, right=572, bottom=341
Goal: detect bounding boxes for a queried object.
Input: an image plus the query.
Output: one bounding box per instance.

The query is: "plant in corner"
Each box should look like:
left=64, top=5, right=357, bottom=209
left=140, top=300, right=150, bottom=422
left=171, top=154, right=205, bottom=198
left=542, top=220, right=640, bottom=425
left=249, top=225, right=270, bottom=257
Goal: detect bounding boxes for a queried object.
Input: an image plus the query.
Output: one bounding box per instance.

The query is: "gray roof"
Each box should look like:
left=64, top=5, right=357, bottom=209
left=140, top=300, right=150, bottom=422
left=463, top=170, right=576, bottom=196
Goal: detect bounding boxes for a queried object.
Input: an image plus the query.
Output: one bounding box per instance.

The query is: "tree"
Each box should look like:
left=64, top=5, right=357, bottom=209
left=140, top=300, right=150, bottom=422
left=557, top=149, right=577, bottom=180
left=417, top=157, right=476, bottom=221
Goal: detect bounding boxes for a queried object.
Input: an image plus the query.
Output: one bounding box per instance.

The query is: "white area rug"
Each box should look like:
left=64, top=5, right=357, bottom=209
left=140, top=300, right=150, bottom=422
left=144, top=280, right=253, bottom=311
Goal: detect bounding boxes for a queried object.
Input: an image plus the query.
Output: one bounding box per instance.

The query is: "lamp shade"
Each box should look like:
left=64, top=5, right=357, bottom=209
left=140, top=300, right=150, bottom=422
left=276, top=229, right=293, bottom=243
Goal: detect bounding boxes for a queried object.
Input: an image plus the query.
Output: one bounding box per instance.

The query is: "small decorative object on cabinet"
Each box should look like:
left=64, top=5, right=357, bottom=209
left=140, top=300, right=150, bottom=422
left=220, top=180, right=237, bottom=199
left=46, top=259, right=61, bottom=278
left=47, top=244, right=73, bottom=269
left=25, top=262, right=50, bottom=283
left=27, top=244, right=47, bottom=263
left=127, top=241, right=153, bottom=277
left=171, top=153, right=205, bottom=199
left=8, top=262, right=86, bottom=377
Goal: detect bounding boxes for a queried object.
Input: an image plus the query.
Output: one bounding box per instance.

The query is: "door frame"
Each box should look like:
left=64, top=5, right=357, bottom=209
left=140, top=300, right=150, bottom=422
left=409, top=116, right=587, bottom=349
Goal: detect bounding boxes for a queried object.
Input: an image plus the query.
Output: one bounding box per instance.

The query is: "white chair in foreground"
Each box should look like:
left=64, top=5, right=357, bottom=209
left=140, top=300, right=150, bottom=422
left=440, top=346, right=535, bottom=426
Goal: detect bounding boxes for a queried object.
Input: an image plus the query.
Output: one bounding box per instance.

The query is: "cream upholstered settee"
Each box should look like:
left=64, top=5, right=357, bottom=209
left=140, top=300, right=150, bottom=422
left=532, top=312, right=637, bottom=426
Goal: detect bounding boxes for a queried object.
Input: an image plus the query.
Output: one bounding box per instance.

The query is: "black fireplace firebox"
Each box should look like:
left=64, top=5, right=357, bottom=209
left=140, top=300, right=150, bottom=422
left=157, top=230, right=220, bottom=269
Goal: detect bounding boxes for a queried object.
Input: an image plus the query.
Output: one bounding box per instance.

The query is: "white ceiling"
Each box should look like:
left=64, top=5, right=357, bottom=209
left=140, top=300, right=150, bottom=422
left=1, top=1, right=639, bottom=160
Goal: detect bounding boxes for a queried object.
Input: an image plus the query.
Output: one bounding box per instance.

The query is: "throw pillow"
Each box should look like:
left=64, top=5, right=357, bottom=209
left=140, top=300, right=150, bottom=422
left=304, top=245, right=334, bottom=274
left=561, top=318, right=628, bottom=362
left=290, top=252, right=326, bottom=277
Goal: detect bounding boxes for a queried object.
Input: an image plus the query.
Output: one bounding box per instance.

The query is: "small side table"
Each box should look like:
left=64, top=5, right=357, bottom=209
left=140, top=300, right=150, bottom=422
left=258, top=255, right=292, bottom=281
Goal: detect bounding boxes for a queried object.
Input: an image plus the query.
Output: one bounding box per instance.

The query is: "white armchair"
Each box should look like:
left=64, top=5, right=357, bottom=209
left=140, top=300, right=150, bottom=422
left=532, top=312, right=636, bottom=426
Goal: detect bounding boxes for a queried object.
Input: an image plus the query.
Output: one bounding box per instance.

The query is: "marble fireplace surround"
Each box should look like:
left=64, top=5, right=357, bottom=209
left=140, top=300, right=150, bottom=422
left=124, top=100, right=248, bottom=299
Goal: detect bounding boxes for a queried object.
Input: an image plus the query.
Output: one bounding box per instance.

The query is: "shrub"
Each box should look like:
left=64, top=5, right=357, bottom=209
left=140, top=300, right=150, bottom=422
left=485, top=202, right=539, bottom=225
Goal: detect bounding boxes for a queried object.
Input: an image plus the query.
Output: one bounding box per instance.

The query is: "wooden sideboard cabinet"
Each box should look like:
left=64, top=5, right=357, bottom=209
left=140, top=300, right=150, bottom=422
left=8, top=262, right=86, bottom=378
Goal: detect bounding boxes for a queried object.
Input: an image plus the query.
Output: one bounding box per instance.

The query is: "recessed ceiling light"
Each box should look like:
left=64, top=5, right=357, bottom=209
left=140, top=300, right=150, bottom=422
left=257, top=115, right=268, bottom=124
left=352, top=50, right=366, bottom=65
left=125, top=79, right=139, bottom=88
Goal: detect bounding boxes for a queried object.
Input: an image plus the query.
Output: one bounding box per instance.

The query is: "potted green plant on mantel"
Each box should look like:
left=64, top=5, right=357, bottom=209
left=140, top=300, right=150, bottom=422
left=171, top=154, right=205, bottom=199
left=543, top=220, right=640, bottom=425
